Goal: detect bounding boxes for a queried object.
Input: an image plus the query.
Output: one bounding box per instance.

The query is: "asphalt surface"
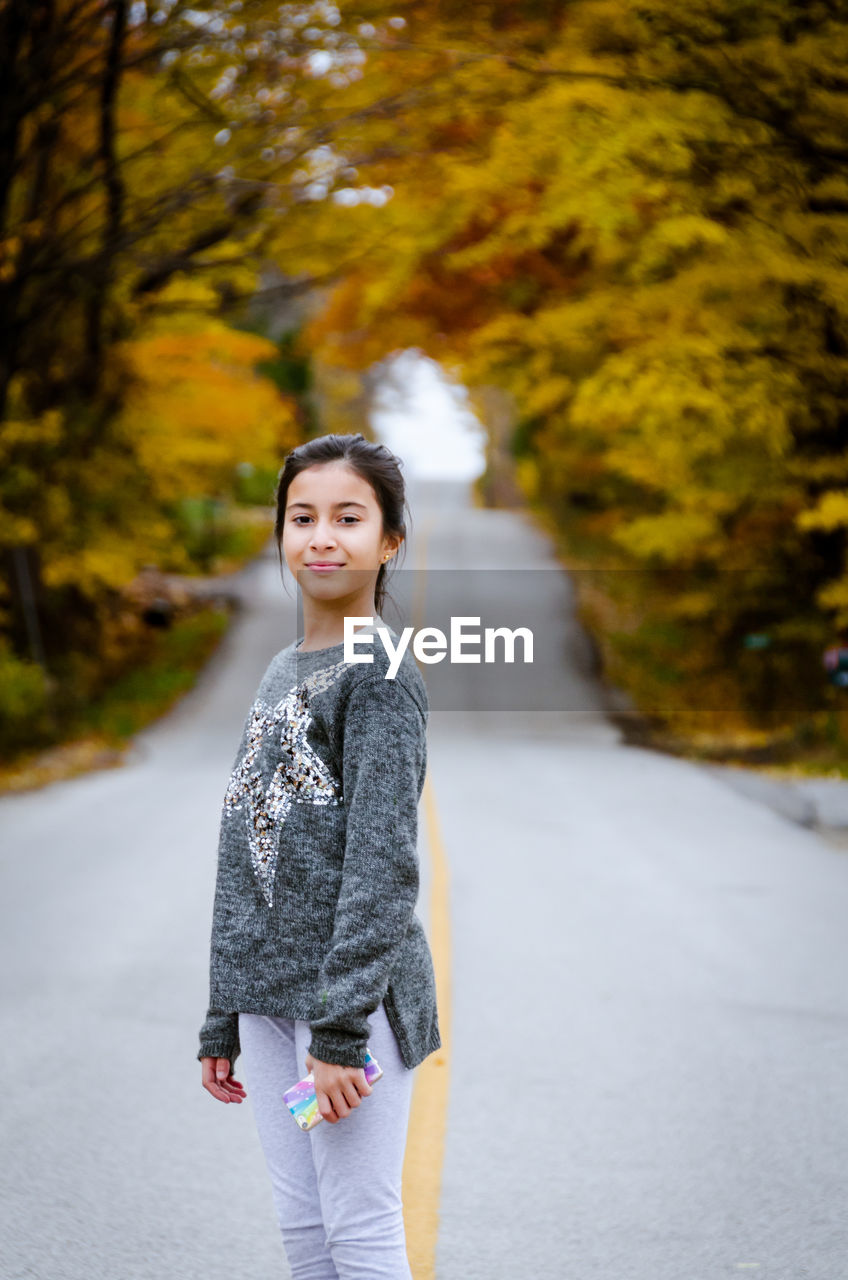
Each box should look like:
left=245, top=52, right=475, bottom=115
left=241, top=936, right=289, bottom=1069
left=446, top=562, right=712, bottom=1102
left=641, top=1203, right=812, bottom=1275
left=2, top=477, right=848, bottom=1278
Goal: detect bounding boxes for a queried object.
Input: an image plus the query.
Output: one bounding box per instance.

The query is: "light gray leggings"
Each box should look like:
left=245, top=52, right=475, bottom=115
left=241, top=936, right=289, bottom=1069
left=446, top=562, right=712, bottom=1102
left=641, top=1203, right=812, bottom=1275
left=238, top=1001, right=414, bottom=1280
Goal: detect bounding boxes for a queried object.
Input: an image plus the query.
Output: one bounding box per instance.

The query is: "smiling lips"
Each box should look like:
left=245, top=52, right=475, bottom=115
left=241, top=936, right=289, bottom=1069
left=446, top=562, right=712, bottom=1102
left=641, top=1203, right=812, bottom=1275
left=306, top=562, right=344, bottom=571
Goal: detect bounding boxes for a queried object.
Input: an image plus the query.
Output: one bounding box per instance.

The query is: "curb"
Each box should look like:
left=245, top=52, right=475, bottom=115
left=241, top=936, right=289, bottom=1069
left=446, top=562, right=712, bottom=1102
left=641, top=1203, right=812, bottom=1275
left=699, top=763, right=848, bottom=834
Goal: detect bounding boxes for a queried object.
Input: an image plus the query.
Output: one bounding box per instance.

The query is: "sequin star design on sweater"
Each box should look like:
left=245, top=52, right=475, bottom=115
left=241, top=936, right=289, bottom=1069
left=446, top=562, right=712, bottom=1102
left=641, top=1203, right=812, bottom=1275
left=221, top=658, right=349, bottom=907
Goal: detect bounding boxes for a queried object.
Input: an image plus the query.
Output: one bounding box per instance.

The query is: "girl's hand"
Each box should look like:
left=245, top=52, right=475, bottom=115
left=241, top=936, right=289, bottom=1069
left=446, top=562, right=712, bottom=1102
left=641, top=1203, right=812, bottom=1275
left=201, top=1056, right=247, bottom=1104
left=305, top=1051, right=372, bottom=1123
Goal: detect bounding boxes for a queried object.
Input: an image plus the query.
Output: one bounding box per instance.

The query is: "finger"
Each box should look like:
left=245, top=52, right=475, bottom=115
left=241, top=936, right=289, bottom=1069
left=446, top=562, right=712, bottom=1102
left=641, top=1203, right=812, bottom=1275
left=201, top=1059, right=236, bottom=1098
left=331, top=1088, right=351, bottom=1119
left=316, top=1088, right=338, bottom=1124
left=204, top=1079, right=235, bottom=1103
left=356, top=1070, right=372, bottom=1097
left=202, top=1062, right=226, bottom=1095
left=340, top=1080, right=361, bottom=1110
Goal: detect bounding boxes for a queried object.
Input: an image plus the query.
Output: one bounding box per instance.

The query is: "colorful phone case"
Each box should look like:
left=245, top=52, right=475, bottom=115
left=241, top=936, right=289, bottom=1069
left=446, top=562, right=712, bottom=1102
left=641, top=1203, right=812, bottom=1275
left=283, top=1049, right=383, bottom=1131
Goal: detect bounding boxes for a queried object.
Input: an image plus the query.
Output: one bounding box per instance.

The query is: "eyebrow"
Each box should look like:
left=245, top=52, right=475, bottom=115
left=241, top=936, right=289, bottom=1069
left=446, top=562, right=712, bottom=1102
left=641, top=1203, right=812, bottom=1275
left=287, top=500, right=369, bottom=511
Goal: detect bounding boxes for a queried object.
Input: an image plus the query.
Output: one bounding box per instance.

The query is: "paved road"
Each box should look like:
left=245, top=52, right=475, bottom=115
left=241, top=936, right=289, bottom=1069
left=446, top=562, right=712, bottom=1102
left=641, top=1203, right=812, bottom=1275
left=2, top=479, right=848, bottom=1278
left=415, top=487, right=848, bottom=1280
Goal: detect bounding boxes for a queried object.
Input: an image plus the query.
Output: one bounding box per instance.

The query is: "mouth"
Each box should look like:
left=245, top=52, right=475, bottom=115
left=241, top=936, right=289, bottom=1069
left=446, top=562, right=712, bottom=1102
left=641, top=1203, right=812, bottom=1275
left=306, top=562, right=344, bottom=570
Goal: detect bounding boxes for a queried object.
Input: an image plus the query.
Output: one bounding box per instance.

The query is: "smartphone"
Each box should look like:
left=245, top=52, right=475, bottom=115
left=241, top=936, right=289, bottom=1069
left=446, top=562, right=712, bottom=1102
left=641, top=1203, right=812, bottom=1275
left=283, top=1049, right=383, bottom=1130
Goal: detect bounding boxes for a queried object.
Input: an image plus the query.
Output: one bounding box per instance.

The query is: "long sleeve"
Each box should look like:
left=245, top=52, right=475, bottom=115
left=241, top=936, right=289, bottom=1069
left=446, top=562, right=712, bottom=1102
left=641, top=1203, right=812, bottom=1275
left=197, top=1007, right=241, bottom=1066
left=196, top=703, right=256, bottom=1069
left=307, top=673, right=427, bottom=1068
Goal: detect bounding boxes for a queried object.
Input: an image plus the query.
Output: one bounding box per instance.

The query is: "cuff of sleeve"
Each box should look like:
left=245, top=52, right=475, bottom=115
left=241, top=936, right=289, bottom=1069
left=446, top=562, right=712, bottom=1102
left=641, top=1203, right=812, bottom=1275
left=197, top=1040, right=241, bottom=1065
left=307, top=1031, right=367, bottom=1069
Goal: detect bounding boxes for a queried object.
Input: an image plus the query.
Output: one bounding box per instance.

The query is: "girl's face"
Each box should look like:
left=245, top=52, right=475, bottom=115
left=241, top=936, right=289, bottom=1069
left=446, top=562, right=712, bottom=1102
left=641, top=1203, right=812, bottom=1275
left=282, top=460, right=399, bottom=605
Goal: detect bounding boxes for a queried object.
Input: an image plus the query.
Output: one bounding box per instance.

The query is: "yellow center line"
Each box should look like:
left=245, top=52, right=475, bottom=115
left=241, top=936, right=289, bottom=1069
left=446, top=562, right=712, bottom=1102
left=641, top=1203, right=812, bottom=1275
left=402, top=516, right=452, bottom=1279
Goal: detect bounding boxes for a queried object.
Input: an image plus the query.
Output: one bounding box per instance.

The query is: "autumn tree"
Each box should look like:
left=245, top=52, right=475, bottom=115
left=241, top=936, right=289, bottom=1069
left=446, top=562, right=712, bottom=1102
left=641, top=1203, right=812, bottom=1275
left=300, top=0, right=848, bottom=728
left=0, top=0, right=418, bottom=696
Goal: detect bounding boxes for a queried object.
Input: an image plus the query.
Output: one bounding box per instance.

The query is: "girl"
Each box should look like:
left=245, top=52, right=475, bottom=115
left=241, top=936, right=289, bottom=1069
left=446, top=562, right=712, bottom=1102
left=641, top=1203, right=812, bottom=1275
left=198, top=432, right=441, bottom=1280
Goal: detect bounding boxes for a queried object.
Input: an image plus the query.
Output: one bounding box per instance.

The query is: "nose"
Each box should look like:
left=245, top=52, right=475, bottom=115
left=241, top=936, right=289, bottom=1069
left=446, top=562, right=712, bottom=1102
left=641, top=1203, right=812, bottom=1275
left=309, top=518, right=337, bottom=549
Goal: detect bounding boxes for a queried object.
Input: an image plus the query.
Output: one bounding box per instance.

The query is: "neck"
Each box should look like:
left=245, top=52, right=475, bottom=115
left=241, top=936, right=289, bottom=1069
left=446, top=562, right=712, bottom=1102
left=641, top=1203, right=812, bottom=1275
left=298, top=611, right=383, bottom=653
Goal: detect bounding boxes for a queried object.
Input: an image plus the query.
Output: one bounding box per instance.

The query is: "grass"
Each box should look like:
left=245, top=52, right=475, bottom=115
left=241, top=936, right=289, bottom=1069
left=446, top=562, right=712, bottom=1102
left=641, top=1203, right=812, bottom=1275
left=526, top=497, right=848, bottom=778
left=0, top=603, right=232, bottom=795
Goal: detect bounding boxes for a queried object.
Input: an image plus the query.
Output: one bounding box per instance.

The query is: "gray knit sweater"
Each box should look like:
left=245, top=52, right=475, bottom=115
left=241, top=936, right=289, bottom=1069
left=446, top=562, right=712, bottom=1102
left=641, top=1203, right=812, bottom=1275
left=197, top=617, right=441, bottom=1071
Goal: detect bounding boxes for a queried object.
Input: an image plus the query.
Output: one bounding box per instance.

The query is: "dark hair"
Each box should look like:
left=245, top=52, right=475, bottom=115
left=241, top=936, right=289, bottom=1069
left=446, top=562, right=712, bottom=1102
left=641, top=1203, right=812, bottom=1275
left=273, top=432, right=410, bottom=617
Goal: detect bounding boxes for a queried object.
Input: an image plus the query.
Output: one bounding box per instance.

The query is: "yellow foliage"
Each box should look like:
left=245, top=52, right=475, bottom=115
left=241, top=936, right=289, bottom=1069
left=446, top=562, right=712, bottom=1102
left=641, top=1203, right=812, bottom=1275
left=796, top=491, right=848, bottom=534
left=515, top=457, right=540, bottom=503
left=115, top=321, right=299, bottom=502
left=5, top=0, right=848, bottom=660
left=815, top=575, right=848, bottom=630
left=612, top=509, right=722, bottom=563
left=43, top=545, right=138, bottom=592
left=0, top=408, right=63, bottom=459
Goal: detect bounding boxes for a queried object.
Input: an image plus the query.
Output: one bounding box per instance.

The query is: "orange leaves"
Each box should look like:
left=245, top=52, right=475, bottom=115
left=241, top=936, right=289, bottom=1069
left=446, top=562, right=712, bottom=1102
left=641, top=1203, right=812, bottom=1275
left=115, top=323, right=299, bottom=502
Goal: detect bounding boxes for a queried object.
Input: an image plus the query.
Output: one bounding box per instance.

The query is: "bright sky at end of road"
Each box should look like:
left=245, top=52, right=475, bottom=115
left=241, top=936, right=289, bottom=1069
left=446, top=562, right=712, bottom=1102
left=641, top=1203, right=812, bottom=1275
left=370, top=349, right=488, bottom=481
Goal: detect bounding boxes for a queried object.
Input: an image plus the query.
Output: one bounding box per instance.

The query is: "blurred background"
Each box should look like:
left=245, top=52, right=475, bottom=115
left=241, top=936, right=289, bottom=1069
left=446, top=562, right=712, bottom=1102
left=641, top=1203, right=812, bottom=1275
left=4, top=7, right=848, bottom=1280
left=3, top=0, right=848, bottom=784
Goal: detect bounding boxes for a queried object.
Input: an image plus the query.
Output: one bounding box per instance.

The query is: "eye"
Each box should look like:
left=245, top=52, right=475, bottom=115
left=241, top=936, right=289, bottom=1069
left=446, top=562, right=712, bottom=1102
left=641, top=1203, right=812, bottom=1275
left=290, top=514, right=360, bottom=524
